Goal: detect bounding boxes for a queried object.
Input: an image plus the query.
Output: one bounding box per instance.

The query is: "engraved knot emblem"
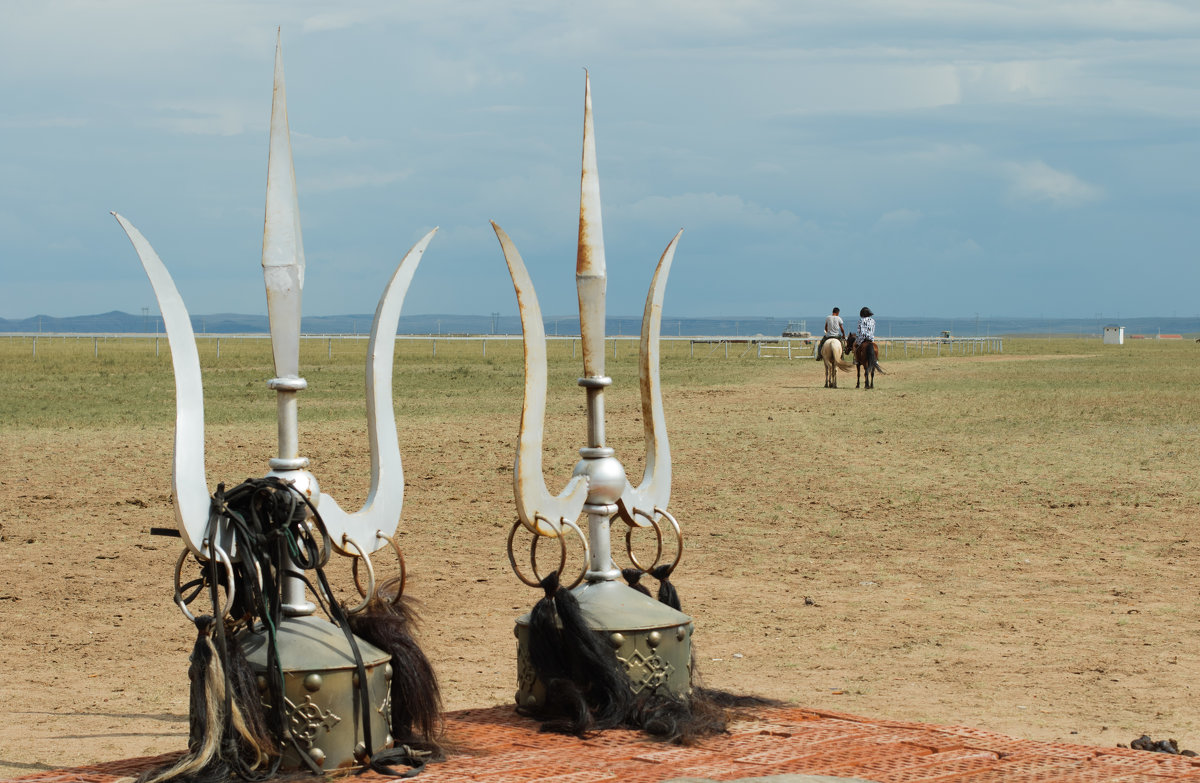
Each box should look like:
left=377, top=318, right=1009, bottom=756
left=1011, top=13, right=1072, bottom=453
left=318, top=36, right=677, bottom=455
left=285, top=694, right=342, bottom=748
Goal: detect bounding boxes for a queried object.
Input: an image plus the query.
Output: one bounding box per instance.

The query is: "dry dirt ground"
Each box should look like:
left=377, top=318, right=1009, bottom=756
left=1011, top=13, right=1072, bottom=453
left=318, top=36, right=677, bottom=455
left=2, top=349, right=1199, bottom=777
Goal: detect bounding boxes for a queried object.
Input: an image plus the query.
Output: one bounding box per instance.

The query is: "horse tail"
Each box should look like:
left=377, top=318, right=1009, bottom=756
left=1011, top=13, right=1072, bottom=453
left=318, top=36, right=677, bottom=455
left=870, top=346, right=885, bottom=374
left=824, top=341, right=853, bottom=371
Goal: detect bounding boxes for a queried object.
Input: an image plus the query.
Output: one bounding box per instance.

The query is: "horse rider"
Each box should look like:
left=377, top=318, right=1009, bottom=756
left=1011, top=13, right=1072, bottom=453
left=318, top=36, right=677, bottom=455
left=815, top=306, right=845, bottom=360
left=856, top=306, right=876, bottom=355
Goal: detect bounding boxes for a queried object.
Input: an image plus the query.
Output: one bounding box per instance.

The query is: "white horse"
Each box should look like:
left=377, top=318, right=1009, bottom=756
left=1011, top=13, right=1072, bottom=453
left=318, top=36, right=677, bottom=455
left=820, top=339, right=854, bottom=388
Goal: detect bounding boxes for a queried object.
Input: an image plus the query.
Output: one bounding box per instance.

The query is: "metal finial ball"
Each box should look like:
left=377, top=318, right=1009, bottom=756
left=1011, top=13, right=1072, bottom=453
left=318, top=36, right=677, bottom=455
left=572, top=451, right=627, bottom=505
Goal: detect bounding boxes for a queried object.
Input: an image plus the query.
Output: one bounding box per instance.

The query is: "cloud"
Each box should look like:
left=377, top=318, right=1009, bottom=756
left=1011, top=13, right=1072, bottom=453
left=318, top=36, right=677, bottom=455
left=620, top=192, right=801, bottom=230
left=952, top=59, right=1074, bottom=104
left=783, top=0, right=1200, bottom=36
left=291, top=133, right=381, bottom=155
left=48, top=237, right=86, bottom=252
left=153, top=102, right=255, bottom=137
left=0, top=116, right=88, bottom=129
left=873, top=208, right=922, bottom=231
left=1, top=0, right=1197, bottom=319
left=942, top=237, right=983, bottom=260
left=302, top=12, right=363, bottom=33
left=1004, top=160, right=1104, bottom=207
left=302, top=169, right=410, bottom=193
left=777, top=63, right=963, bottom=115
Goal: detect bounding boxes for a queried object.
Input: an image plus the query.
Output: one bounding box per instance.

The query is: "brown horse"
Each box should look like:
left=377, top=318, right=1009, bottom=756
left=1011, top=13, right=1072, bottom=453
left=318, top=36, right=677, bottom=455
left=845, top=333, right=884, bottom=389
left=820, top=338, right=854, bottom=388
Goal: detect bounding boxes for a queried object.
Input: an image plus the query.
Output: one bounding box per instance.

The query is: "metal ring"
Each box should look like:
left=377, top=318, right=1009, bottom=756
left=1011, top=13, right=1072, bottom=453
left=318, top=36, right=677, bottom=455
left=555, top=518, right=589, bottom=590
left=209, top=540, right=236, bottom=619
left=507, top=516, right=566, bottom=588
left=625, top=507, right=664, bottom=571
left=341, top=535, right=374, bottom=615
left=294, top=518, right=330, bottom=570
left=352, top=532, right=407, bottom=606
left=173, top=548, right=197, bottom=621
left=617, top=505, right=654, bottom=529
left=173, top=541, right=236, bottom=623
left=312, top=520, right=332, bottom=569
left=653, top=507, right=684, bottom=575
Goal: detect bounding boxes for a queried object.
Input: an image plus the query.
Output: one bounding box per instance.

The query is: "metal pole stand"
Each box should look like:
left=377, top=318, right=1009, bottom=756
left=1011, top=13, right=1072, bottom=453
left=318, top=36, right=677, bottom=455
left=496, top=73, right=694, bottom=714
left=113, top=34, right=438, bottom=774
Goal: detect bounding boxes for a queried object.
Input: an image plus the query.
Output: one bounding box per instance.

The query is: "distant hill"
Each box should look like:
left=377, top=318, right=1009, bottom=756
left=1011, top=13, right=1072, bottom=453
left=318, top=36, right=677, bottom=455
left=1, top=310, right=1197, bottom=338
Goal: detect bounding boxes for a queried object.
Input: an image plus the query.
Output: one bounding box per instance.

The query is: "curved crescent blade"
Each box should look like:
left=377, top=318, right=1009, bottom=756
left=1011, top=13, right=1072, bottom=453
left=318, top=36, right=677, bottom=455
left=619, top=230, right=682, bottom=521
left=112, top=212, right=212, bottom=557
left=319, top=228, right=438, bottom=555
left=492, top=221, right=589, bottom=536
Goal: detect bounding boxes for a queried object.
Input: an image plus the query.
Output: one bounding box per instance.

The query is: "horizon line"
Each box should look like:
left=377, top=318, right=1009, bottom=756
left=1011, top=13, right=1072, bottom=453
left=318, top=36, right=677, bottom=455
left=1, top=310, right=1192, bottom=322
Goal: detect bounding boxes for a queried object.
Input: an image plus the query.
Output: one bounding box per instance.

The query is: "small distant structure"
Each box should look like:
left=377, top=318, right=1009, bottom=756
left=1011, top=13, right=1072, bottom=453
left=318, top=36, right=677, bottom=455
left=940, top=330, right=952, bottom=339
left=782, top=320, right=811, bottom=338
left=1158, top=334, right=1183, bottom=340
left=1103, top=325, right=1125, bottom=345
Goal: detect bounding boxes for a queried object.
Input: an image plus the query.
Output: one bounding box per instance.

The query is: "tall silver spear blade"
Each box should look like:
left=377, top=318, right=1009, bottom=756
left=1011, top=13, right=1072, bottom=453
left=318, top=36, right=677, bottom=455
left=504, top=77, right=694, bottom=713
left=576, top=71, right=607, bottom=386
left=262, top=32, right=305, bottom=382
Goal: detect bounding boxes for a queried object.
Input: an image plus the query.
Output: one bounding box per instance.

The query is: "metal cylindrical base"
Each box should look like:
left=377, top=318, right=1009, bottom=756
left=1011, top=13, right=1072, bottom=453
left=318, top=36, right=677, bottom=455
left=241, top=616, right=393, bottom=771
left=514, top=580, right=694, bottom=710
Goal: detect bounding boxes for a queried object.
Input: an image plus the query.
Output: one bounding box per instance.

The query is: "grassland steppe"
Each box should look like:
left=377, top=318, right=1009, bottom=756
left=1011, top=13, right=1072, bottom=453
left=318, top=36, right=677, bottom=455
left=1, top=335, right=1198, bottom=777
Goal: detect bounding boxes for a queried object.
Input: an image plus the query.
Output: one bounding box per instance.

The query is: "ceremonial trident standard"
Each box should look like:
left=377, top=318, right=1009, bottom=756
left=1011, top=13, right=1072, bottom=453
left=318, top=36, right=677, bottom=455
left=113, top=37, right=439, bottom=775
left=494, top=73, right=694, bottom=718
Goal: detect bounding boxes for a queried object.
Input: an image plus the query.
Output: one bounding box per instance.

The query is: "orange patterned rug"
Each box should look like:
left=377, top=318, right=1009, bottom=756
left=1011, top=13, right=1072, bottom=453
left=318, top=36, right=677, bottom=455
left=15, top=704, right=1200, bottom=783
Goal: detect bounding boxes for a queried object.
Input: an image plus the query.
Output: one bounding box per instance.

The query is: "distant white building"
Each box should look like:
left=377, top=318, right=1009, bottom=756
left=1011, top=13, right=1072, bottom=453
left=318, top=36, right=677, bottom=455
left=1103, top=325, right=1125, bottom=345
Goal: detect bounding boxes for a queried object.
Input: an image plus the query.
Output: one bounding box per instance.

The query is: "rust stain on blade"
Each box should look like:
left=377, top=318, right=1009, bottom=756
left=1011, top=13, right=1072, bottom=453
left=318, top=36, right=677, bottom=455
left=492, top=221, right=589, bottom=536
left=576, top=70, right=605, bottom=279
left=577, top=197, right=602, bottom=277
left=575, top=71, right=608, bottom=379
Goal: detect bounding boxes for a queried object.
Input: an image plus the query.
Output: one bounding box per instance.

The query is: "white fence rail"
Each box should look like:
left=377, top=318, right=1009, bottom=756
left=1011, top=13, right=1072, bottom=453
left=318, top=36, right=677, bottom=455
left=3, top=333, right=1003, bottom=359
left=694, top=336, right=1003, bottom=359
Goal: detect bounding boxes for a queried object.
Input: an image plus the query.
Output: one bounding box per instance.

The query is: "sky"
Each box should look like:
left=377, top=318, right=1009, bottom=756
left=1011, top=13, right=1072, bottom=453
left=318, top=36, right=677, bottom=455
left=1, top=0, right=1197, bottom=321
